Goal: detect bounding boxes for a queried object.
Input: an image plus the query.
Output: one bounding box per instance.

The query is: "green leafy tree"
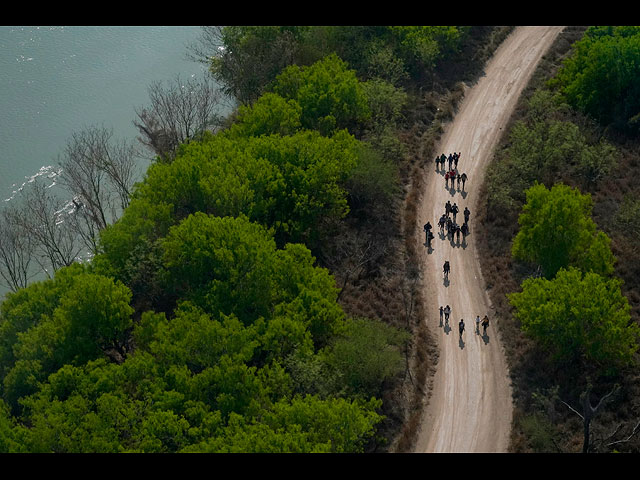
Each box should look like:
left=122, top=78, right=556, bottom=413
left=52, top=273, right=134, bottom=364
left=272, top=53, right=371, bottom=135
left=508, top=267, right=639, bottom=370
left=160, top=214, right=345, bottom=347
left=183, top=394, right=383, bottom=453
left=159, top=213, right=277, bottom=323
left=227, top=92, right=303, bottom=138
left=323, top=317, right=409, bottom=397
left=512, top=182, right=615, bottom=278
left=552, top=26, right=640, bottom=133
left=205, top=26, right=314, bottom=105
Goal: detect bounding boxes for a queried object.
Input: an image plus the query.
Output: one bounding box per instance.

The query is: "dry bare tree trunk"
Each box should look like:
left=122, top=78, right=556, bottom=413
left=562, top=383, right=620, bottom=453
left=134, top=73, right=224, bottom=160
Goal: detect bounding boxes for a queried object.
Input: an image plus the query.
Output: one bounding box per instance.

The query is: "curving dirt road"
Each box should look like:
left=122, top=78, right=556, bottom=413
left=412, top=26, right=565, bottom=453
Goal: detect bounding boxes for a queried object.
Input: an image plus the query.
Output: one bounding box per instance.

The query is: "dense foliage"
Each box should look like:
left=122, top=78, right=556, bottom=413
left=0, top=33, right=421, bottom=452
left=552, top=26, right=640, bottom=133
left=509, top=267, right=638, bottom=370
left=511, top=182, right=615, bottom=279
left=206, top=26, right=468, bottom=104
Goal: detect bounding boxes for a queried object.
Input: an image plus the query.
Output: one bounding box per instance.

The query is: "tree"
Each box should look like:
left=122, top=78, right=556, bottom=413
left=511, top=182, right=615, bottom=278
left=0, top=205, right=37, bottom=292
left=189, top=26, right=313, bottom=105
left=226, top=92, right=302, bottom=138
left=552, top=26, right=640, bottom=133
left=159, top=213, right=277, bottom=323
left=508, top=267, right=639, bottom=369
left=272, top=53, right=371, bottom=135
left=10, top=179, right=84, bottom=274
left=134, top=74, right=226, bottom=160
left=560, top=382, right=620, bottom=453
left=57, top=125, right=140, bottom=251
left=53, top=273, right=134, bottom=364
left=323, top=317, right=409, bottom=397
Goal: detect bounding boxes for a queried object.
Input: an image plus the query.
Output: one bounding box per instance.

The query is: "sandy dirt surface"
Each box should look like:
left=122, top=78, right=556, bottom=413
left=412, top=26, right=565, bottom=453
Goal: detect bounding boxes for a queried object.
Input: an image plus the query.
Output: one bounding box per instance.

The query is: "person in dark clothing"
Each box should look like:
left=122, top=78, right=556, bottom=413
left=461, top=222, right=469, bottom=240
left=464, top=206, right=470, bottom=224
left=461, top=172, right=467, bottom=191
left=451, top=203, right=459, bottom=223
left=481, top=315, right=490, bottom=335
left=438, top=214, right=446, bottom=233
left=459, top=318, right=465, bottom=337
left=443, top=260, right=450, bottom=278
left=424, top=222, right=432, bottom=245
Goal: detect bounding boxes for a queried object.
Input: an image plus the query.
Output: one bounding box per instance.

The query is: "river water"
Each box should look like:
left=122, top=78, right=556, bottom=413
left=0, top=25, right=221, bottom=298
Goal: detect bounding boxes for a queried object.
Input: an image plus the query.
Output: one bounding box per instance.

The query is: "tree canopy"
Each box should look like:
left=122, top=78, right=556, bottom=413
left=552, top=26, right=640, bottom=133
left=511, top=182, right=615, bottom=278
left=508, top=267, right=639, bottom=370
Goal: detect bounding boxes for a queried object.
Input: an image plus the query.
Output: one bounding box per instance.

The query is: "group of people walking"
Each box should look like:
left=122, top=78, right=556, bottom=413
left=437, top=201, right=470, bottom=246
left=439, top=307, right=490, bottom=338
left=424, top=153, right=472, bottom=249
left=432, top=151, right=491, bottom=340
left=436, top=152, right=467, bottom=192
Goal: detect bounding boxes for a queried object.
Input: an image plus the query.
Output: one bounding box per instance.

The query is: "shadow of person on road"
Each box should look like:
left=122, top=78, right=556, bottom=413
left=482, top=331, right=490, bottom=344
left=460, top=190, right=468, bottom=200
left=459, top=335, right=465, bottom=349
left=443, top=277, right=450, bottom=287
left=444, top=321, right=451, bottom=335
left=424, top=242, right=433, bottom=254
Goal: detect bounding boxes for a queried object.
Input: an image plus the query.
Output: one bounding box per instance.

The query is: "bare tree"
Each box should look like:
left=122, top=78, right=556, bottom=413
left=12, top=179, right=84, bottom=275
left=56, top=125, right=139, bottom=249
left=561, top=383, right=620, bottom=453
left=186, top=26, right=225, bottom=66
left=0, top=205, right=37, bottom=292
left=134, top=73, right=225, bottom=160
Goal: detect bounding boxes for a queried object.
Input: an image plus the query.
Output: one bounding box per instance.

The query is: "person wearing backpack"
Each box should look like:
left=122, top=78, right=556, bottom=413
left=481, top=315, right=490, bottom=335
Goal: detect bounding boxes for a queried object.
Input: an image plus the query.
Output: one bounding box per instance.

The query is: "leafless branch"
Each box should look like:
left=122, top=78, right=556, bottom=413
left=134, top=73, right=225, bottom=160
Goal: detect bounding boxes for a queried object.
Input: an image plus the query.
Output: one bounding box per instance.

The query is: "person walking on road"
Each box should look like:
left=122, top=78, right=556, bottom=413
left=459, top=319, right=465, bottom=337
left=476, top=315, right=481, bottom=334
left=481, top=315, right=490, bottom=335
left=444, top=305, right=451, bottom=323
left=440, top=306, right=444, bottom=323
left=451, top=203, right=459, bottom=223
left=443, top=260, right=450, bottom=280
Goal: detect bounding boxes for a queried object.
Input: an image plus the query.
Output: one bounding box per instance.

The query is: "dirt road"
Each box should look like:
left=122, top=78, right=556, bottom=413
left=412, top=26, right=565, bottom=453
